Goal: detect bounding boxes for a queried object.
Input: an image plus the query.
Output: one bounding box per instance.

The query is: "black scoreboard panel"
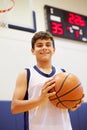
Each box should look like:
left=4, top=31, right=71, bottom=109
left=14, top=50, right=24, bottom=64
left=44, top=5, right=87, bottom=43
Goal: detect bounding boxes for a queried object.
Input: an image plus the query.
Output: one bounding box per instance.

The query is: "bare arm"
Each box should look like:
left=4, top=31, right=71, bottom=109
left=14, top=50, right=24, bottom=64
left=11, top=70, right=56, bottom=114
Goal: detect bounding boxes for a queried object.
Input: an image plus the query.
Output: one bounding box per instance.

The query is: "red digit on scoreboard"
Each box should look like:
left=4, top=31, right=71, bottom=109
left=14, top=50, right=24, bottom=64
left=75, top=15, right=85, bottom=26
left=68, top=13, right=85, bottom=26
left=68, top=13, right=85, bottom=27
left=51, top=21, right=64, bottom=35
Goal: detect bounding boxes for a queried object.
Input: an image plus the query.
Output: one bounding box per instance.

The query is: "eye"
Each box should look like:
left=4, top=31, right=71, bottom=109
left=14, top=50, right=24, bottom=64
left=46, top=43, right=52, bottom=47
left=36, top=43, right=43, bottom=48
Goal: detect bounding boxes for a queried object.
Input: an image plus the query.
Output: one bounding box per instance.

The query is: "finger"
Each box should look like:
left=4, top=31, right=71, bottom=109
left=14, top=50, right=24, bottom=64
left=46, top=82, right=55, bottom=92
left=42, top=79, right=55, bottom=90
left=45, top=79, right=55, bottom=86
left=47, top=91, right=56, bottom=97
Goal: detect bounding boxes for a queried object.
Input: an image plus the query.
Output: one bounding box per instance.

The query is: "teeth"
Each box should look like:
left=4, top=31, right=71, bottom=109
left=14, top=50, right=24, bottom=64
left=40, top=52, right=48, bottom=54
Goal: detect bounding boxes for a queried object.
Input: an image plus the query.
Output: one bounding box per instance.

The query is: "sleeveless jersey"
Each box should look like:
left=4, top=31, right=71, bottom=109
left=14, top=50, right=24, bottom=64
left=27, top=65, right=72, bottom=130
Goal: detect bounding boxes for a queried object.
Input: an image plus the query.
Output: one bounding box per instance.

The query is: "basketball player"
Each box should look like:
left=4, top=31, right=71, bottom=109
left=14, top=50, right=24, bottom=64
left=11, top=31, right=82, bottom=130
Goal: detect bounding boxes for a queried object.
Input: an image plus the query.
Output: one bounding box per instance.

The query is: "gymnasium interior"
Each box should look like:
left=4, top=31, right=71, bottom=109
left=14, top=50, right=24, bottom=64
left=0, top=0, right=87, bottom=130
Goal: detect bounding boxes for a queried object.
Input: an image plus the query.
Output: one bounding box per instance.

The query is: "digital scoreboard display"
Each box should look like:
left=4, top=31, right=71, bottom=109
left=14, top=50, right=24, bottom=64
left=44, top=5, right=87, bottom=43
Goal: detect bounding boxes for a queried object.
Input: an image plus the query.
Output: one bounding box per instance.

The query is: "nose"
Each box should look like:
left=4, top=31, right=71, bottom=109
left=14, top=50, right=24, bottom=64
left=42, top=45, right=47, bottom=49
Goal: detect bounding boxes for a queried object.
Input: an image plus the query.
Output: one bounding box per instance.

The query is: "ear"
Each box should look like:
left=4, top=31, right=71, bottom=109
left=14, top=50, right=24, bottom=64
left=31, top=48, right=35, bottom=55
left=53, top=48, right=56, bottom=54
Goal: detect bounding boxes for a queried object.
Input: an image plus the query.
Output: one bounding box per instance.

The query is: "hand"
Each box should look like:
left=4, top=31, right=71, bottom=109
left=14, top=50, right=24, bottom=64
left=70, top=99, right=84, bottom=111
left=40, top=78, right=56, bottom=102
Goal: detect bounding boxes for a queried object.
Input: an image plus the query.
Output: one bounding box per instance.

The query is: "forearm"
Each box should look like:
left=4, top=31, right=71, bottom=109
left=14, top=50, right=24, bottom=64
left=11, top=97, right=44, bottom=114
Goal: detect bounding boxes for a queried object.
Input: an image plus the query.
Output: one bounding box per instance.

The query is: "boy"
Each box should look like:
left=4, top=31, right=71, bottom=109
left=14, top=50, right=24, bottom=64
left=11, top=31, right=80, bottom=130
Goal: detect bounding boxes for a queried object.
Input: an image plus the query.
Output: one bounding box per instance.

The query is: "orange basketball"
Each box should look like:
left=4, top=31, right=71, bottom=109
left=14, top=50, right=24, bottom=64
left=49, top=72, right=84, bottom=109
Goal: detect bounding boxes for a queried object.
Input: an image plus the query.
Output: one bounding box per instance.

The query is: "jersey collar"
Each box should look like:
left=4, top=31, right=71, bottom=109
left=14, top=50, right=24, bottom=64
left=33, top=65, right=56, bottom=78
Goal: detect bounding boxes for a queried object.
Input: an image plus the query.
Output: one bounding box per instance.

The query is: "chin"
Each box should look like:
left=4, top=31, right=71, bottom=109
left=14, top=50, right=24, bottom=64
left=41, top=58, right=49, bottom=62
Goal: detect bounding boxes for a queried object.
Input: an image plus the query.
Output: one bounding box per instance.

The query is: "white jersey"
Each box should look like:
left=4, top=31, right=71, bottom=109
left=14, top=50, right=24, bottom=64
left=28, top=65, right=72, bottom=130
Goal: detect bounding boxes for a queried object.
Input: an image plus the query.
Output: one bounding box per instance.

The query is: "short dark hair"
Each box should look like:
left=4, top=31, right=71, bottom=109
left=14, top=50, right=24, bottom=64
left=31, top=31, right=55, bottom=49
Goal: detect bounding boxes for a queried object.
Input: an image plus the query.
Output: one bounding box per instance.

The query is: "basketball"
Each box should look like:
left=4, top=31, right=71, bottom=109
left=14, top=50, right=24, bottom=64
left=49, top=72, right=84, bottom=109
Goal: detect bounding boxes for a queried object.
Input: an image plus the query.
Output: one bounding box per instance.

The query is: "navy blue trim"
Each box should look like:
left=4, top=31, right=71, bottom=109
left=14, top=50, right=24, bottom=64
left=24, top=68, right=30, bottom=130
left=33, top=65, right=56, bottom=77
left=24, top=68, right=30, bottom=99
left=61, top=68, right=66, bottom=72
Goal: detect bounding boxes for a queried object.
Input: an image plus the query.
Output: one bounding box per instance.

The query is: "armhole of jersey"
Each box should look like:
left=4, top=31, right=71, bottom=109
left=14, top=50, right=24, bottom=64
left=24, top=68, right=30, bottom=130
left=24, top=68, right=30, bottom=99
left=61, top=68, right=66, bottom=72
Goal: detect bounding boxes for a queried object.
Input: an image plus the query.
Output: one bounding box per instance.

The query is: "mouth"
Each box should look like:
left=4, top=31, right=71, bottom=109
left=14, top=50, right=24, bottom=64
left=40, top=51, right=49, bottom=55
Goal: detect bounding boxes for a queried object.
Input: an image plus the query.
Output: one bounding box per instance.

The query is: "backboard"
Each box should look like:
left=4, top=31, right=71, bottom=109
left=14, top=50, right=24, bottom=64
left=0, top=0, right=36, bottom=32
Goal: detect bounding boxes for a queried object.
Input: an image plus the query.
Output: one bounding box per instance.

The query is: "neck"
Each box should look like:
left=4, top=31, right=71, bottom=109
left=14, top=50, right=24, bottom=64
left=36, top=62, right=52, bottom=74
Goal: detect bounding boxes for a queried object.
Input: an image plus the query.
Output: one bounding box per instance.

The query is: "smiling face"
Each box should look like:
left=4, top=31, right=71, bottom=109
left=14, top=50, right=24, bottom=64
left=31, top=38, right=55, bottom=63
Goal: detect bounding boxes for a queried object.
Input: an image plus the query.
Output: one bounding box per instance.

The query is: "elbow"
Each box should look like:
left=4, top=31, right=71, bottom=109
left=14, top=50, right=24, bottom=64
left=11, top=106, right=16, bottom=114
left=11, top=101, right=18, bottom=114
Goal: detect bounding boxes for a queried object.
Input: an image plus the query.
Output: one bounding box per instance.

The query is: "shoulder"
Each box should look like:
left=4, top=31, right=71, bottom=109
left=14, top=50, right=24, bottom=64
left=18, top=69, right=27, bottom=77
left=16, top=69, right=27, bottom=83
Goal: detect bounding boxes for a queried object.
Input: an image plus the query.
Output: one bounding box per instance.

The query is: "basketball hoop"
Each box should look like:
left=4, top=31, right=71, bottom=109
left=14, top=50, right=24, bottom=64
left=0, top=0, right=15, bottom=29
left=0, top=0, right=15, bottom=13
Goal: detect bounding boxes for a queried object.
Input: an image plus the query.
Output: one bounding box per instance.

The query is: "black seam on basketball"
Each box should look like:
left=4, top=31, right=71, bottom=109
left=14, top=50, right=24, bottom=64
left=50, top=84, right=83, bottom=109
left=50, top=92, right=83, bottom=102
left=56, top=73, right=71, bottom=94
left=49, top=83, right=82, bottom=101
left=56, top=96, right=83, bottom=108
left=57, top=95, right=83, bottom=103
left=56, top=100, right=68, bottom=108
left=57, top=83, right=81, bottom=98
left=50, top=73, right=71, bottom=101
left=50, top=91, right=69, bottom=108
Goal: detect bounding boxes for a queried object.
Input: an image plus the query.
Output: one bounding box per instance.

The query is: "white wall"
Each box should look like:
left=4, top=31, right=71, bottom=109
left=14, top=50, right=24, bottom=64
left=0, top=0, right=87, bottom=101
